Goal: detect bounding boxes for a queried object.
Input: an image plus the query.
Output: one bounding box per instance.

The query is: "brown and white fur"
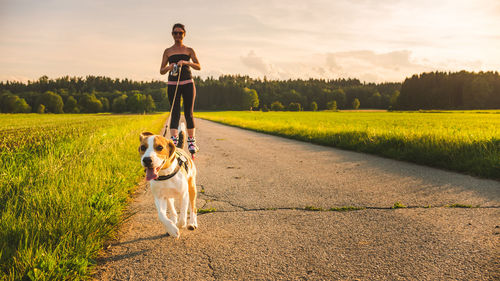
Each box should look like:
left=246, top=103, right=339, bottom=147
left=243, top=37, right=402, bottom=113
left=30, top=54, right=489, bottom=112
left=139, top=124, right=197, bottom=238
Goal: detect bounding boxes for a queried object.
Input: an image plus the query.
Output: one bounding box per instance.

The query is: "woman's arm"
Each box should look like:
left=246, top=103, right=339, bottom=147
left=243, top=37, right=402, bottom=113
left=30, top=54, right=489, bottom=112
left=178, top=48, right=201, bottom=70
left=160, top=49, right=173, bottom=75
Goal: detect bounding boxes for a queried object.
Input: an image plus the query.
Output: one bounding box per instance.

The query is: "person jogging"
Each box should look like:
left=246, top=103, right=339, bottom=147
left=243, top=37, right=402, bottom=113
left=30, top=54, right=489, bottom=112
left=160, top=23, right=201, bottom=154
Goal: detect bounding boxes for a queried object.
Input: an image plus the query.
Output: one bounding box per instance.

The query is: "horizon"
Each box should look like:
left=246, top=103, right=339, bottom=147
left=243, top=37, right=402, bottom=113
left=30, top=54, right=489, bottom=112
left=3, top=69, right=500, bottom=85
left=1, top=0, right=499, bottom=83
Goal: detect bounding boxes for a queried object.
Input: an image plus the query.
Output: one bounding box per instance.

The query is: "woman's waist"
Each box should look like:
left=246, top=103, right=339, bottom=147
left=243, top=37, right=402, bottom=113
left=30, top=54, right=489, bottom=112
left=167, top=79, right=194, bottom=85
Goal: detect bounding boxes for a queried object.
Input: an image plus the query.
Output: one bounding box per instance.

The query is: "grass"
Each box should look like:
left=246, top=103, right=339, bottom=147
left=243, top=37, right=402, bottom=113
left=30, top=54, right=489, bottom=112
left=305, top=206, right=366, bottom=212
left=304, top=206, right=324, bottom=211
left=328, top=206, right=366, bottom=212
left=445, top=203, right=477, bottom=208
left=195, top=111, right=500, bottom=179
left=391, top=202, right=407, bottom=209
left=197, top=208, right=217, bottom=214
left=0, top=113, right=167, bottom=280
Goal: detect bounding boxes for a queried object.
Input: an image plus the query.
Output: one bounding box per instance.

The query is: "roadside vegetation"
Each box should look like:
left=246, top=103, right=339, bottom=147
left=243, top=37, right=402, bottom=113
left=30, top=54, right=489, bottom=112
left=195, top=111, right=500, bottom=180
left=2, top=70, right=500, bottom=114
left=0, top=113, right=166, bottom=280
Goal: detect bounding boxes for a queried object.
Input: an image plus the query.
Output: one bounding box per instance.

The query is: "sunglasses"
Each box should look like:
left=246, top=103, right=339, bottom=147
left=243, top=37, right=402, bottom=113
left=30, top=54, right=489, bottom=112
left=172, top=31, right=184, bottom=36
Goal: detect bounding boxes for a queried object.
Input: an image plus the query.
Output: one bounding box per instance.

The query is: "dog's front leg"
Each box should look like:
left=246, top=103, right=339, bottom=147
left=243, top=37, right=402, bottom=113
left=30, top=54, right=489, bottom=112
left=154, top=197, right=180, bottom=238
left=167, top=198, right=178, bottom=225
left=177, top=192, right=189, bottom=229
left=188, top=177, right=198, bottom=230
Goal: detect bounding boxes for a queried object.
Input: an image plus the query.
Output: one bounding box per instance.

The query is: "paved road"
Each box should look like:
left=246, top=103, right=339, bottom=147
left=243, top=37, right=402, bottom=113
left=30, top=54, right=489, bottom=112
left=94, top=118, right=500, bottom=280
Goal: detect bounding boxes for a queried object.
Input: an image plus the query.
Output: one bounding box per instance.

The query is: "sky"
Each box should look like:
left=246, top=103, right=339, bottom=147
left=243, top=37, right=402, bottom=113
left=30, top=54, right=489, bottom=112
left=1, top=0, right=499, bottom=83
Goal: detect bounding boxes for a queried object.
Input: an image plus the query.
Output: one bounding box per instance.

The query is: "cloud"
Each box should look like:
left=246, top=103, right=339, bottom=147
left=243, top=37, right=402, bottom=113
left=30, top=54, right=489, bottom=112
left=1, top=0, right=498, bottom=82
left=240, top=50, right=271, bottom=74
left=325, top=54, right=341, bottom=70
left=437, top=59, right=483, bottom=70
left=219, top=49, right=487, bottom=83
left=329, top=50, right=420, bottom=70
left=322, top=50, right=432, bottom=82
left=236, top=50, right=430, bottom=82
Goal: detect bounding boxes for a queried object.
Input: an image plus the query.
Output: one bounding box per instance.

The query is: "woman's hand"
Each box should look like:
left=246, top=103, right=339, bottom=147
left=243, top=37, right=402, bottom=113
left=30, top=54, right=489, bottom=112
left=160, top=64, right=173, bottom=75
left=177, top=60, right=189, bottom=67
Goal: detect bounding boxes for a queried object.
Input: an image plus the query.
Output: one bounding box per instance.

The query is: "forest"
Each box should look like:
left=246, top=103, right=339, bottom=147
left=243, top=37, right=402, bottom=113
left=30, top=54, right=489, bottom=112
left=1, top=70, right=499, bottom=113
left=398, top=71, right=500, bottom=109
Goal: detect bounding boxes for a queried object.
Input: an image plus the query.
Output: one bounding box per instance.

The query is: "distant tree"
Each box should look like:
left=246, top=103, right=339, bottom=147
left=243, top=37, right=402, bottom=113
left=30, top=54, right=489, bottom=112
left=112, top=94, right=128, bottom=113
left=282, top=89, right=305, bottom=108
left=99, top=97, right=110, bottom=112
left=327, top=100, right=337, bottom=111
left=390, top=90, right=400, bottom=107
left=57, top=88, right=69, bottom=97
left=1, top=92, right=18, bottom=113
left=158, top=96, right=170, bottom=111
left=38, top=91, right=64, bottom=113
left=368, top=92, right=382, bottom=108
left=310, top=101, right=318, bottom=111
left=287, top=102, right=302, bottom=111
left=463, top=77, right=492, bottom=108
left=241, top=88, right=259, bottom=110
left=352, top=98, right=360, bottom=109
left=79, top=93, right=103, bottom=113
left=13, top=97, right=31, bottom=113
left=145, top=95, right=156, bottom=112
left=37, top=104, right=46, bottom=114
left=64, top=96, right=79, bottom=113
left=271, top=101, right=284, bottom=111
left=144, top=87, right=167, bottom=103
left=0, top=93, right=31, bottom=113
left=331, top=89, right=346, bottom=108
left=262, top=104, right=269, bottom=112
left=126, top=92, right=147, bottom=113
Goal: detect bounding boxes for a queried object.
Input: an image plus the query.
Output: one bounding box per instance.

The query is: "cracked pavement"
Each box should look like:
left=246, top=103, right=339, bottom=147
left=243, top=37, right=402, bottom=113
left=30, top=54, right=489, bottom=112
left=94, top=118, right=500, bottom=280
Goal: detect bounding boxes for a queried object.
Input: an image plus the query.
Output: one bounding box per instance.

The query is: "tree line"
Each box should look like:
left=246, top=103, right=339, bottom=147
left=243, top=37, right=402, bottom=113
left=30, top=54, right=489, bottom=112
left=194, top=75, right=400, bottom=111
left=1, top=71, right=499, bottom=113
left=397, top=71, right=500, bottom=110
left=0, top=76, right=165, bottom=113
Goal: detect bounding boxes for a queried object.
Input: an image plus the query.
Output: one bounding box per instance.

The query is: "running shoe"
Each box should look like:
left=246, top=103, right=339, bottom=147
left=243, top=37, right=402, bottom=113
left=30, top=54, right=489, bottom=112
left=171, top=135, right=178, bottom=146
left=187, top=137, right=199, bottom=154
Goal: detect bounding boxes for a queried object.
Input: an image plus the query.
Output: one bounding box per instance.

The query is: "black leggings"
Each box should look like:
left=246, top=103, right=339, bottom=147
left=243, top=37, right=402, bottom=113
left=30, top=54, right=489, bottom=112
left=168, top=82, right=196, bottom=129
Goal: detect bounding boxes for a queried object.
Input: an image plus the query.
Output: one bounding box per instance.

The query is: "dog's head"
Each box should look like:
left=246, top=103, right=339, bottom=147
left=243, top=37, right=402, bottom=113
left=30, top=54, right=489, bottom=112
left=139, top=132, right=176, bottom=181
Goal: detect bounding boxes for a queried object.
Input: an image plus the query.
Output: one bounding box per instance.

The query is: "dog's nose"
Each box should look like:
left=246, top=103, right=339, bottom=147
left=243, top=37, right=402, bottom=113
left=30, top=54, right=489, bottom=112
left=142, top=157, right=152, bottom=166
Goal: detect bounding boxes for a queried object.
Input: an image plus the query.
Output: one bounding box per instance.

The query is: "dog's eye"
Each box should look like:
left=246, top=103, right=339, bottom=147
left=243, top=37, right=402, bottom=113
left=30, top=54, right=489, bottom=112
left=140, top=145, right=147, bottom=151
left=156, top=145, right=163, bottom=151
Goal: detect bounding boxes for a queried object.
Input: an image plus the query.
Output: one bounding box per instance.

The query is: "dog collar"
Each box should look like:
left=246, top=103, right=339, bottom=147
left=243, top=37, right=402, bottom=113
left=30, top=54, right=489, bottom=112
left=154, top=153, right=188, bottom=181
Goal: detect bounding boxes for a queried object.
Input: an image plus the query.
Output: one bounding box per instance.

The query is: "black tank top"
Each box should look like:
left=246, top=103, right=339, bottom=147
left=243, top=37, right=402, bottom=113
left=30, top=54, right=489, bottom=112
left=168, top=54, right=192, bottom=81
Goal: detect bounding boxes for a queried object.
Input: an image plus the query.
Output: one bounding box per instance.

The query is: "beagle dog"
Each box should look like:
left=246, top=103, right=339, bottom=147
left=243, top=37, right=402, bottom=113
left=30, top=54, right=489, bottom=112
left=139, top=127, right=197, bottom=238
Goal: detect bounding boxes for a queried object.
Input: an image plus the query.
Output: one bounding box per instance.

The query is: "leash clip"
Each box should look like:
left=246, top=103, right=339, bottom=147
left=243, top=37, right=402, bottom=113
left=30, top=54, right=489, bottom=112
left=171, top=64, right=178, bottom=76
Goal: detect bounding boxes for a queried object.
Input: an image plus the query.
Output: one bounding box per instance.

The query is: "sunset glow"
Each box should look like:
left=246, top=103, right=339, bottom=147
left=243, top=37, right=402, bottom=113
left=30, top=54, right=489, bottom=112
left=1, top=0, right=499, bottom=82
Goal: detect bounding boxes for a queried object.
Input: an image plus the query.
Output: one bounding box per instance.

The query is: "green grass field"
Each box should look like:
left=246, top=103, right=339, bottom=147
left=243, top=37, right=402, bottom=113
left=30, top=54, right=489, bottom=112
left=0, top=113, right=167, bottom=280
left=1, top=110, right=499, bottom=279
left=195, top=111, right=500, bottom=179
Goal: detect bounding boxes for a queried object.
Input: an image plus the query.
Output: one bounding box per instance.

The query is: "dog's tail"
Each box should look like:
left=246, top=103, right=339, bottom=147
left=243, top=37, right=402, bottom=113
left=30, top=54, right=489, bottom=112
left=177, top=122, right=186, bottom=149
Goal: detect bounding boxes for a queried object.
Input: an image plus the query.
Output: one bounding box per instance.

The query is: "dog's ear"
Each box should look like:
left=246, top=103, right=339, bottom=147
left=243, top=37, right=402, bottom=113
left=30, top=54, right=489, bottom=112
left=167, top=139, right=177, bottom=161
left=140, top=132, right=154, bottom=142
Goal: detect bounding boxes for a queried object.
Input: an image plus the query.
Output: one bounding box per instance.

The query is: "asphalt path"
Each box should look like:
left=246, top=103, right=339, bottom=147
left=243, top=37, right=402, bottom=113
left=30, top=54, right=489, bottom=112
left=94, top=118, right=500, bottom=280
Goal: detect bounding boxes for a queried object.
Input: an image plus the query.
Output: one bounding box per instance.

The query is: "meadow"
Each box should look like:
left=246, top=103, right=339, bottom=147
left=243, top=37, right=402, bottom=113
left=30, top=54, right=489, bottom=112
left=0, top=113, right=167, bottom=280
left=195, top=111, right=500, bottom=180
left=1, top=110, right=499, bottom=279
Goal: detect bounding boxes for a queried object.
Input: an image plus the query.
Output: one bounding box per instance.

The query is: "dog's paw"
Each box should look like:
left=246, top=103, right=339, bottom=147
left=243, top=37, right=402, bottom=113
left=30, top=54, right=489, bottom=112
left=177, top=219, right=187, bottom=229
left=166, top=226, right=180, bottom=238
left=187, top=224, right=197, bottom=230
left=177, top=222, right=187, bottom=229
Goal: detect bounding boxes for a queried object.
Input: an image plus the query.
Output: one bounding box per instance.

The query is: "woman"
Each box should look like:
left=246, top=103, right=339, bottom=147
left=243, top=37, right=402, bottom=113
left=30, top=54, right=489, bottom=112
left=160, top=23, right=201, bottom=154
